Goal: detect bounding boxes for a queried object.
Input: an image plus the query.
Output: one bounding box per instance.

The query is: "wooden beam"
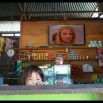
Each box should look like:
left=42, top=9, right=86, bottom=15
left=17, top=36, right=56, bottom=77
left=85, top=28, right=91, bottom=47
left=17, top=2, right=25, bottom=20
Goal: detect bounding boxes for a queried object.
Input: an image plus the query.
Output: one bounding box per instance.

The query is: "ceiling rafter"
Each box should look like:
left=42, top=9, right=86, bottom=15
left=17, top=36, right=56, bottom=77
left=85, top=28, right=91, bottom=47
left=17, top=2, right=24, bottom=20
left=0, top=2, right=102, bottom=21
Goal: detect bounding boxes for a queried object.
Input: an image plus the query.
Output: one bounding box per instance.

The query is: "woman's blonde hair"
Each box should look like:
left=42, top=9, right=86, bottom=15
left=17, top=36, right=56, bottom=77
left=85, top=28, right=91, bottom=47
left=56, top=26, right=76, bottom=44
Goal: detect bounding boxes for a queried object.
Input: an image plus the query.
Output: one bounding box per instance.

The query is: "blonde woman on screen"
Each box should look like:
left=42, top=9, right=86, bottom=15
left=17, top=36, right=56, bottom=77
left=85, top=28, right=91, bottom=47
left=53, top=26, right=76, bottom=45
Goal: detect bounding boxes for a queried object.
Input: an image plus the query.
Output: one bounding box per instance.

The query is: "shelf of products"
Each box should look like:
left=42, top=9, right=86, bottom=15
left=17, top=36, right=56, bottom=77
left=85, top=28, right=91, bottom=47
left=16, top=47, right=98, bottom=62
left=18, top=47, right=68, bottom=61
left=14, top=47, right=100, bottom=72
left=13, top=47, right=102, bottom=84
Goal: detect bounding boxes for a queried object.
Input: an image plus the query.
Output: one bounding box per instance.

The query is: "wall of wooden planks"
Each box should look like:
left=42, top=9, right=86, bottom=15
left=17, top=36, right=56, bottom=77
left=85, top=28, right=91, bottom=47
left=20, top=20, right=103, bottom=83
left=20, top=20, right=103, bottom=48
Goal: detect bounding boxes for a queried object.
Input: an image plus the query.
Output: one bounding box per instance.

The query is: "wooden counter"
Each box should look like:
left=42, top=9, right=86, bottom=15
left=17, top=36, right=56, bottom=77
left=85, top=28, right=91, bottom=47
left=0, top=84, right=103, bottom=100
left=0, top=84, right=103, bottom=94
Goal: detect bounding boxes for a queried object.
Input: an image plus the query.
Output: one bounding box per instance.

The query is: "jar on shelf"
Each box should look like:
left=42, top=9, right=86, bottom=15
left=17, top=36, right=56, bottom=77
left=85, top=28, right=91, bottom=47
left=97, top=41, right=102, bottom=48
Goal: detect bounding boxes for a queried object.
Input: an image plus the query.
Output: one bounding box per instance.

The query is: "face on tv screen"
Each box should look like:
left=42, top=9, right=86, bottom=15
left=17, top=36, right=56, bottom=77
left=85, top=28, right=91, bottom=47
left=48, top=25, right=85, bottom=46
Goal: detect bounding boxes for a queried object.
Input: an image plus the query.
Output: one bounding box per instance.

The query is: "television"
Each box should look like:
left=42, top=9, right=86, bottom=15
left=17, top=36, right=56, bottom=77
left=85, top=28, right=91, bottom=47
left=48, top=24, right=85, bottom=46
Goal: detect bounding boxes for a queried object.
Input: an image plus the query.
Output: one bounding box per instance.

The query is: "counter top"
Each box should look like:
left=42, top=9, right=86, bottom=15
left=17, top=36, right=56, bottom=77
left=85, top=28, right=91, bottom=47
left=0, top=84, right=103, bottom=95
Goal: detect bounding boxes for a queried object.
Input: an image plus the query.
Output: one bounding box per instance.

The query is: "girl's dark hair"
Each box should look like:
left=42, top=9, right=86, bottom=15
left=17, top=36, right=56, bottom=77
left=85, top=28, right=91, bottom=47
left=18, top=65, right=44, bottom=85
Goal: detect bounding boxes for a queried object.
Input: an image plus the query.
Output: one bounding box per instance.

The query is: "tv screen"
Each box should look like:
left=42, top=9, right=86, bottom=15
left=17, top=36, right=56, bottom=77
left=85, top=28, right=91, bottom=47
left=48, top=24, right=85, bottom=46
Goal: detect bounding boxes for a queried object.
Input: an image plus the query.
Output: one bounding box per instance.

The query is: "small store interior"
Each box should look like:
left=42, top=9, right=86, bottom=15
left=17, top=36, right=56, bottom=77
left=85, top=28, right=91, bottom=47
left=0, top=20, right=103, bottom=86
left=0, top=2, right=103, bottom=87
left=0, top=2, right=103, bottom=100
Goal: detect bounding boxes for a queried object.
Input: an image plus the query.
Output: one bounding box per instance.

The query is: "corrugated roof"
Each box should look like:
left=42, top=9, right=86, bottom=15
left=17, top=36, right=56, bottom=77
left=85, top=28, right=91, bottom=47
left=0, top=2, right=102, bottom=21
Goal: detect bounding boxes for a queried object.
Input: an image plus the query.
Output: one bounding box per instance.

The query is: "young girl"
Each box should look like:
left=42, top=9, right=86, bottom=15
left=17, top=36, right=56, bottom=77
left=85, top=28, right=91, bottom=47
left=19, top=65, right=44, bottom=86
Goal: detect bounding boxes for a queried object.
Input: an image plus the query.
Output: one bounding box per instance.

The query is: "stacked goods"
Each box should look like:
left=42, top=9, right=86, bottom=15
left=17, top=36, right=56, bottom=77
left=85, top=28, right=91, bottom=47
left=20, top=48, right=68, bottom=61
left=0, top=37, right=5, bottom=53
left=71, top=64, right=82, bottom=73
left=98, top=49, right=103, bottom=67
left=94, top=67, right=103, bottom=72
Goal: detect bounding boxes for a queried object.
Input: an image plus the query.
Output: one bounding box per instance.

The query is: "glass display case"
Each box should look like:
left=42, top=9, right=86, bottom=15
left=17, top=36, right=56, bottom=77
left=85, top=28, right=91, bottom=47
left=54, top=64, right=72, bottom=85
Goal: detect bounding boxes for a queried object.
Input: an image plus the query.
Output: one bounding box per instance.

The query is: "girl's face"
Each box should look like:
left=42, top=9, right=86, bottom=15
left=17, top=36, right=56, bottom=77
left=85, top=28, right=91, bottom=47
left=26, top=72, right=43, bottom=86
left=60, top=28, right=74, bottom=43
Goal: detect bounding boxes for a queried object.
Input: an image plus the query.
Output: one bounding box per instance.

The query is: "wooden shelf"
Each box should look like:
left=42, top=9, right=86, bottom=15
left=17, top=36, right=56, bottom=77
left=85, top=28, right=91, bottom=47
left=0, top=47, right=101, bottom=85
left=71, top=71, right=103, bottom=74
left=68, top=59, right=98, bottom=61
